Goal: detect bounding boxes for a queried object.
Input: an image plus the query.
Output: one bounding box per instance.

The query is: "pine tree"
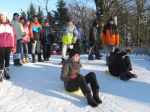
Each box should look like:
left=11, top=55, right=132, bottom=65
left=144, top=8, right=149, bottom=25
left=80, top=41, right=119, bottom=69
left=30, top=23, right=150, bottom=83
left=56, top=0, right=70, bottom=28
left=27, top=2, right=37, bottom=21
left=37, top=6, right=44, bottom=24
left=53, top=0, right=70, bottom=43
left=20, top=9, right=26, bottom=19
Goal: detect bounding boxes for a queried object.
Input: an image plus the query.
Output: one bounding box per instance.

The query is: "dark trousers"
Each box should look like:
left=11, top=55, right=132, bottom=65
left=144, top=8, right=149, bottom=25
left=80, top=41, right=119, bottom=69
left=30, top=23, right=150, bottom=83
left=109, top=56, right=132, bottom=76
left=65, top=72, right=100, bottom=96
left=89, top=42, right=100, bottom=58
left=43, top=44, right=51, bottom=59
left=0, top=47, right=11, bottom=69
left=120, top=56, right=132, bottom=72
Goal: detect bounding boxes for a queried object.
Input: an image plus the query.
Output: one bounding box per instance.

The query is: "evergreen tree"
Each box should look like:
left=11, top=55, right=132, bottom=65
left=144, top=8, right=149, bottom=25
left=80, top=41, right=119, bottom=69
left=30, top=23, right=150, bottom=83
left=53, top=0, right=70, bottom=43
left=27, top=2, right=37, bottom=21
left=20, top=9, right=26, bottom=19
left=56, top=0, right=70, bottom=28
left=37, top=6, right=44, bottom=24
left=47, top=12, right=55, bottom=28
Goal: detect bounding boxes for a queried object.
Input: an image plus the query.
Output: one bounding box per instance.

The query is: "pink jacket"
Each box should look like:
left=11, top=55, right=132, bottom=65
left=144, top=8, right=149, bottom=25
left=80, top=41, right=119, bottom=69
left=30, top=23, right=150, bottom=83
left=0, top=24, right=17, bottom=48
left=22, top=25, right=30, bottom=43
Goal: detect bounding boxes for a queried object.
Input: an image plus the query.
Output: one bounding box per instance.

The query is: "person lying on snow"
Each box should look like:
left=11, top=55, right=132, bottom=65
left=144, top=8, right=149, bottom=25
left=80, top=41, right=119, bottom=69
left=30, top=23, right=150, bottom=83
left=107, top=47, right=137, bottom=81
left=60, top=48, right=102, bottom=107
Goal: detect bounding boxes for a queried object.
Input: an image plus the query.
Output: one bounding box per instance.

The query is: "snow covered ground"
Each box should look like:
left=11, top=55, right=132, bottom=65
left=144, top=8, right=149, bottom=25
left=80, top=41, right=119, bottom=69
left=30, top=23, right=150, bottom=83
left=0, top=54, right=150, bottom=112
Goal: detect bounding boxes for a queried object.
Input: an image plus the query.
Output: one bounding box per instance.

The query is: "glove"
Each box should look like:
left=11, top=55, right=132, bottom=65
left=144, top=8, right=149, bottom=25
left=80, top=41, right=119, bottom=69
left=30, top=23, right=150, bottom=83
left=11, top=47, right=16, bottom=53
left=69, top=74, right=78, bottom=80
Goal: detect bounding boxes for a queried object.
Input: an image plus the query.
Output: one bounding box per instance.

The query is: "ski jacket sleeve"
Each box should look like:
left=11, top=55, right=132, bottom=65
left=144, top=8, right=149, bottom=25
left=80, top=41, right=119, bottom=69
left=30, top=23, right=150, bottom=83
left=60, top=62, right=71, bottom=81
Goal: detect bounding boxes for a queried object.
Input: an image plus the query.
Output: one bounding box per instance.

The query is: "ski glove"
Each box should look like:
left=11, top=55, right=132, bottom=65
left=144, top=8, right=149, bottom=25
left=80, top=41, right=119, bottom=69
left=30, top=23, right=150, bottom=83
left=69, top=74, right=78, bottom=80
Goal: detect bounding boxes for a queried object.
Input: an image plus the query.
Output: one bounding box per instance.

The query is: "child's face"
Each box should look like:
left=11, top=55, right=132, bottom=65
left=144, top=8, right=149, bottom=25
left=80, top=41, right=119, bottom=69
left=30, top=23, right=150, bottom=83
left=20, top=19, right=25, bottom=24
left=72, top=54, right=80, bottom=62
left=1, top=15, right=7, bottom=23
left=68, top=21, right=73, bottom=26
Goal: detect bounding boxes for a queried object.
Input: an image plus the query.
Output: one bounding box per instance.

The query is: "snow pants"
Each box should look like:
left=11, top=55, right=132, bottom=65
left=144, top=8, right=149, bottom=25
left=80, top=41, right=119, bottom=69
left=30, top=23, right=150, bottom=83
left=0, top=47, right=11, bottom=69
left=65, top=72, right=100, bottom=96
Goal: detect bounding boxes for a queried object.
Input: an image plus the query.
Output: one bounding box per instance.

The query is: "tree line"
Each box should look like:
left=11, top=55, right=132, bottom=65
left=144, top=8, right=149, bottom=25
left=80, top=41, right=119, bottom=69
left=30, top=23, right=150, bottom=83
left=20, top=0, right=150, bottom=47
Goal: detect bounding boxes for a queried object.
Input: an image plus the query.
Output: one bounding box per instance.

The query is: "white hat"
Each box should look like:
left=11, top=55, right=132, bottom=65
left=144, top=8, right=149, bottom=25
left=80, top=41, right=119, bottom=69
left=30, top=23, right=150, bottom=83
left=0, top=11, right=7, bottom=16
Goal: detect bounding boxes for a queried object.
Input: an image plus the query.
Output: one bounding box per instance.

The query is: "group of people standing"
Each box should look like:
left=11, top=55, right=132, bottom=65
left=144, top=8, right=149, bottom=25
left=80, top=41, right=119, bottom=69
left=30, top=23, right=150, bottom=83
left=0, top=12, right=54, bottom=81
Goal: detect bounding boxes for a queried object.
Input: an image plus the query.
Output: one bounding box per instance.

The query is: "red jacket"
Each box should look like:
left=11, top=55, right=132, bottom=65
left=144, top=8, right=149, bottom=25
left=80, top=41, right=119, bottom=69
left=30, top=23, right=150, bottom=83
left=0, top=24, right=17, bottom=48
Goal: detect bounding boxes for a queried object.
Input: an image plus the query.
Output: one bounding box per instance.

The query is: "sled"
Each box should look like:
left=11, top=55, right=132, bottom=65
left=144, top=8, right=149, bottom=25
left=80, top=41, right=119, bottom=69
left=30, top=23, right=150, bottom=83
left=65, top=88, right=83, bottom=96
left=104, top=70, right=110, bottom=74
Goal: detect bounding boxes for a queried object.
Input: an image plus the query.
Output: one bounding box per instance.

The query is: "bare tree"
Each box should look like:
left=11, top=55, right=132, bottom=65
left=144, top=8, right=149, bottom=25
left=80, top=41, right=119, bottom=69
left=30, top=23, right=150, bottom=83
left=66, top=0, right=96, bottom=36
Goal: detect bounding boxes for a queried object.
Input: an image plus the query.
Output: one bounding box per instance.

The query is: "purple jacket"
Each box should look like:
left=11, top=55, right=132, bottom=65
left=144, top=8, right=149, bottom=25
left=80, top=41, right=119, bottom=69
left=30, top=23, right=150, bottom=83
left=0, top=24, right=17, bottom=48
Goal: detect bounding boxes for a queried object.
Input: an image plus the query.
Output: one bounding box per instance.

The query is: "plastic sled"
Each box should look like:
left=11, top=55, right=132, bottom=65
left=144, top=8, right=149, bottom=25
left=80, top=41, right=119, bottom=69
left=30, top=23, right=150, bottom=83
left=104, top=70, right=110, bottom=74
left=65, top=88, right=83, bottom=96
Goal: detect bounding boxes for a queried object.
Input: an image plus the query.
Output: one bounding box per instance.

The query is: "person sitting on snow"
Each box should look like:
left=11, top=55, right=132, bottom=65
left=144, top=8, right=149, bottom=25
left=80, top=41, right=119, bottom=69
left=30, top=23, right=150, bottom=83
left=107, top=47, right=137, bottom=81
left=60, top=48, right=102, bottom=107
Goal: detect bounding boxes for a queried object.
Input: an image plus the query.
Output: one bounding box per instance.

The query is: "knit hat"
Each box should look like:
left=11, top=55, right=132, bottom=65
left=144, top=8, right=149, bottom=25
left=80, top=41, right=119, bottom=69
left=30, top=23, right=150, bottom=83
left=0, top=12, right=7, bottom=16
left=69, top=48, right=80, bottom=58
left=13, top=13, right=19, bottom=18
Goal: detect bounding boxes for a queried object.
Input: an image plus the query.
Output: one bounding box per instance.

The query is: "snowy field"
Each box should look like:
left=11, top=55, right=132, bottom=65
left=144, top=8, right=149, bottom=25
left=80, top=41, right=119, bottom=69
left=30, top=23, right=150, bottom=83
left=0, top=54, right=150, bottom=112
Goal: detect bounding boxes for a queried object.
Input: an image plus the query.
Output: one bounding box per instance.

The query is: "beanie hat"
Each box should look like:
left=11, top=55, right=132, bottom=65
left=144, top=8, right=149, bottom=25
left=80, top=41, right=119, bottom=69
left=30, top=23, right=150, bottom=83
left=13, top=13, right=19, bottom=17
left=0, top=12, right=7, bottom=16
left=69, top=48, right=80, bottom=58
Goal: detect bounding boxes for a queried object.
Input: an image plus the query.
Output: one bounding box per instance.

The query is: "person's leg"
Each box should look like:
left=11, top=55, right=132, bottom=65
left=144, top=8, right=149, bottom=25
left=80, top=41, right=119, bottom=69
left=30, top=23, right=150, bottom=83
left=0, top=48, right=5, bottom=81
left=95, top=43, right=101, bottom=59
left=106, top=45, right=115, bottom=65
left=46, top=44, right=50, bottom=60
left=13, top=40, right=22, bottom=66
left=43, top=44, right=46, bottom=61
left=31, top=41, right=37, bottom=63
left=85, top=72, right=102, bottom=104
left=36, top=40, right=43, bottom=62
left=4, top=47, right=11, bottom=79
left=122, top=56, right=137, bottom=78
left=22, top=43, right=26, bottom=63
left=65, top=74, right=98, bottom=107
left=61, top=44, right=67, bottom=63
left=24, top=43, right=29, bottom=63
left=88, top=46, right=94, bottom=60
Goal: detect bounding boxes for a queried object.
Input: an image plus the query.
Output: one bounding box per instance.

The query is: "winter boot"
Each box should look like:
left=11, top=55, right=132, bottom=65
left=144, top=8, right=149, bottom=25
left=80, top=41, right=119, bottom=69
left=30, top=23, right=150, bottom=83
left=22, top=58, right=26, bottom=64
left=95, top=55, right=102, bottom=60
left=25, top=58, right=29, bottom=63
left=93, top=91, right=102, bottom=104
left=14, top=59, right=22, bottom=66
left=88, top=55, right=94, bottom=60
left=0, top=70, right=3, bottom=82
left=85, top=94, right=98, bottom=107
left=32, top=54, right=36, bottom=63
left=38, top=54, right=44, bottom=62
left=4, top=67, right=10, bottom=80
left=128, top=71, right=137, bottom=78
left=120, top=72, right=130, bottom=81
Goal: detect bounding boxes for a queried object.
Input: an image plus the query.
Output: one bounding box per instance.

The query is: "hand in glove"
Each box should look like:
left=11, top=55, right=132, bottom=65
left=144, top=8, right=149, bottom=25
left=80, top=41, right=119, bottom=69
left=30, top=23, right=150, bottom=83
left=69, top=74, right=78, bottom=80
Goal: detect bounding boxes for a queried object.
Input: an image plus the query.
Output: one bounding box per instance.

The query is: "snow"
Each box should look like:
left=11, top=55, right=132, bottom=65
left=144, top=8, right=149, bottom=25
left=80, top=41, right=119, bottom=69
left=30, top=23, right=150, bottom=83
left=0, top=54, right=150, bottom=112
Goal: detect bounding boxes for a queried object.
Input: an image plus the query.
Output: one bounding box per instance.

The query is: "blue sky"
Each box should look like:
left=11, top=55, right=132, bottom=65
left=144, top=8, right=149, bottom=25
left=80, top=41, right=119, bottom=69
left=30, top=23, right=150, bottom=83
left=1, top=0, right=95, bottom=20
left=1, top=0, right=57, bottom=19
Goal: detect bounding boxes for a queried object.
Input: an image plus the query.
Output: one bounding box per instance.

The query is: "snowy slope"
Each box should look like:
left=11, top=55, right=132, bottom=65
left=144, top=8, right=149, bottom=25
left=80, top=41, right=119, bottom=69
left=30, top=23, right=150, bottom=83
left=0, top=54, right=150, bottom=112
